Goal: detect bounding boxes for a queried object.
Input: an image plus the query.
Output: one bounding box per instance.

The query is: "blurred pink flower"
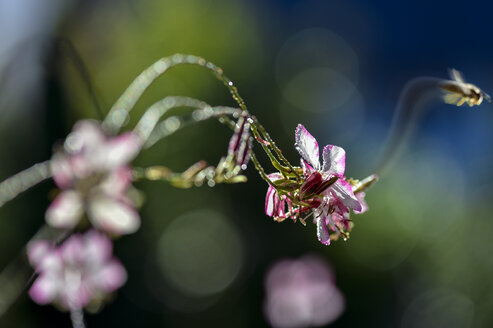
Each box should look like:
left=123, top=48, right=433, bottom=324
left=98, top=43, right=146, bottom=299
left=46, top=120, right=141, bottom=235
left=264, top=255, right=345, bottom=328
left=28, top=230, right=127, bottom=311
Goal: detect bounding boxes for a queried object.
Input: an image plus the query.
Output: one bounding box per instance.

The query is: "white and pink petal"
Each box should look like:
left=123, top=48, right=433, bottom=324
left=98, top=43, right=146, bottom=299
left=83, top=230, right=114, bottom=265
left=93, top=260, right=127, bottom=293
left=295, top=124, right=320, bottom=170
left=66, top=120, right=106, bottom=154
left=50, top=154, right=74, bottom=189
left=321, top=145, right=346, bottom=176
left=316, top=215, right=331, bottom=246
left=99, top=166, right=132, bottom=196
left=29, top=274, right=60, bottom=305
left=27, top=240, right=52, bottom=267
left=101, top=132, right=142, bottom=170
left=265, top=186, right=278, bottom=217
left=354, top=192, right=368, bottom=214
left=330, top=180, right=362, bottom=212
left=46, top=191, right=84, bottom=229
left=88, top=196, right=140, bottom=235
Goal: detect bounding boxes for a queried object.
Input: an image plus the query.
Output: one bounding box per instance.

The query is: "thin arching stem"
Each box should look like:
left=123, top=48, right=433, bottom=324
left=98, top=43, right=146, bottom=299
left=0, top=161, right=51, bottom=209
left=103, top=54, right=247, bottom=133
left=134, top=95, right=241, bottom=146
left=102, top=54, right=298, bottom=179
left=144, top=106, right=241, bottom=149
left=252, top=117, right=300, bottom=180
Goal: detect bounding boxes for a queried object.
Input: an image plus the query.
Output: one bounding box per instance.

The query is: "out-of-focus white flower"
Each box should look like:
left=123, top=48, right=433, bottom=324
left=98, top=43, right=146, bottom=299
left=28, top=230, right=127, bottom=311
left=46, top=120, right=141, bottom=235
left=264, top=255, right=345, bottom=328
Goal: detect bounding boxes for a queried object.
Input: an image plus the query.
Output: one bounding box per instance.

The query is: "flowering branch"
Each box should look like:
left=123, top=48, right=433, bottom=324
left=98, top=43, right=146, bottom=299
left=0, top=51, right=488, bottom=327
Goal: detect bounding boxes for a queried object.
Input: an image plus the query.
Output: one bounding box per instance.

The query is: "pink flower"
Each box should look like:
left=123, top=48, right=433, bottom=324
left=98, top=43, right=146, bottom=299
left=294, top=124, right=363, bottom=245
left=265, top=124, right=368, bottom=245
left=265, top=173, right=293, bottom=221
left=264, top=255, right=345, bottom=328
left=46, top=120, right=141, bottom=235
left=227, top=115, right=252, bottom=169
left=28, top=230, right=127, bottom=311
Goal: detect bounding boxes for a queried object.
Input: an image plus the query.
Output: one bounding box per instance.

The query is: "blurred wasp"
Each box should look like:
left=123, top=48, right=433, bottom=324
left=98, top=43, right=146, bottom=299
left=441, top=69, right=491, bottom=107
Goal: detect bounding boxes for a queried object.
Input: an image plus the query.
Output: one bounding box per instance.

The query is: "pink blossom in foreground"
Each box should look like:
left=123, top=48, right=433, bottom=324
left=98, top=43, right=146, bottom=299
left=47, top=120, right=141, bottom=235
left=28, top=230, right=127, bottom=311
left=297, top=124, right=367, bottom=244
left=264, top=124, right=368, bottom=245
left=264, top=255, right=345, bottom=328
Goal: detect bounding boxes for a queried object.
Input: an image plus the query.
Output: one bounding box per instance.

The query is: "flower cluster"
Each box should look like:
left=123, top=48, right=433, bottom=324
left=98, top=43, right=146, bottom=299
left=28, top=120, right=142, bottom=313
left=47, top=120, right=142, bottom=235
left=28, top=230, right=126, bottom=311
left=263, top=255, right=345, bottom=328
left=265, top=124, right=375, bottom=245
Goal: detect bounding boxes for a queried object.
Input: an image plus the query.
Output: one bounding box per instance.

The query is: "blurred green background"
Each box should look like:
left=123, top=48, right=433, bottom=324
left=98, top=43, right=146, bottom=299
left=1, top=0, right=493, bottom=327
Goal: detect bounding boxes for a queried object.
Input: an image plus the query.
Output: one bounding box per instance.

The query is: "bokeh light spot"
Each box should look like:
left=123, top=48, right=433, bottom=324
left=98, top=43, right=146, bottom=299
left=157, top=209, right=243, bottom=298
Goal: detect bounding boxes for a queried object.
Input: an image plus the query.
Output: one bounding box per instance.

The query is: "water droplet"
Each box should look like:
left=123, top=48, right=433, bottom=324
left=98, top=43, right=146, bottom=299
left=163, top=117, right=180, bottom=132
left=154, top=61, right=169, bottom=74
left=65, top=133, right=83, bottom=153
left=172, top=54, right=183, bottom=63
left=228, top=81, right=234, bottom=86
left=192, top=110, right=203, bottom=121
left=204, top=107, right=213, bottom=116
left=247, top=118, right=254, bottom=124
left=164, top=98, right=176, bottom=107
left=208, top=180, right=216, bottom=187
left=241, top=164, right=247, bottom=170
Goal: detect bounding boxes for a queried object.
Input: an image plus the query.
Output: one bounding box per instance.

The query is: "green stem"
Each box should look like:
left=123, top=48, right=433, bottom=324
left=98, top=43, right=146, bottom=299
left=103, top=54, right=247, bottom=133
left=142, top=107, right=241, bottom=149
left=0, top=161, right=51, bottom=209
left=134, top=96, right=210, bottom=141
left=103, top=53, right=298, bottom=184
left=254, top=118, right=300, bottom=180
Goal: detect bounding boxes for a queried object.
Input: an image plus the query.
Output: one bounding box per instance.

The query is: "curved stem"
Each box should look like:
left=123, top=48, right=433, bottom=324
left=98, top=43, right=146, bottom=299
left=144, top=106, right=240, bottom=149
left=253, top=117, right=300, bottom=180
left=103, top=53, right=299, bottom=182
left=134, top=96, right=209, bottom=141
left=0, top=161, right=51, bottom=209
left=103, top=54, right=247, bottom=134
left=134, top=96, right=240, bottom=146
